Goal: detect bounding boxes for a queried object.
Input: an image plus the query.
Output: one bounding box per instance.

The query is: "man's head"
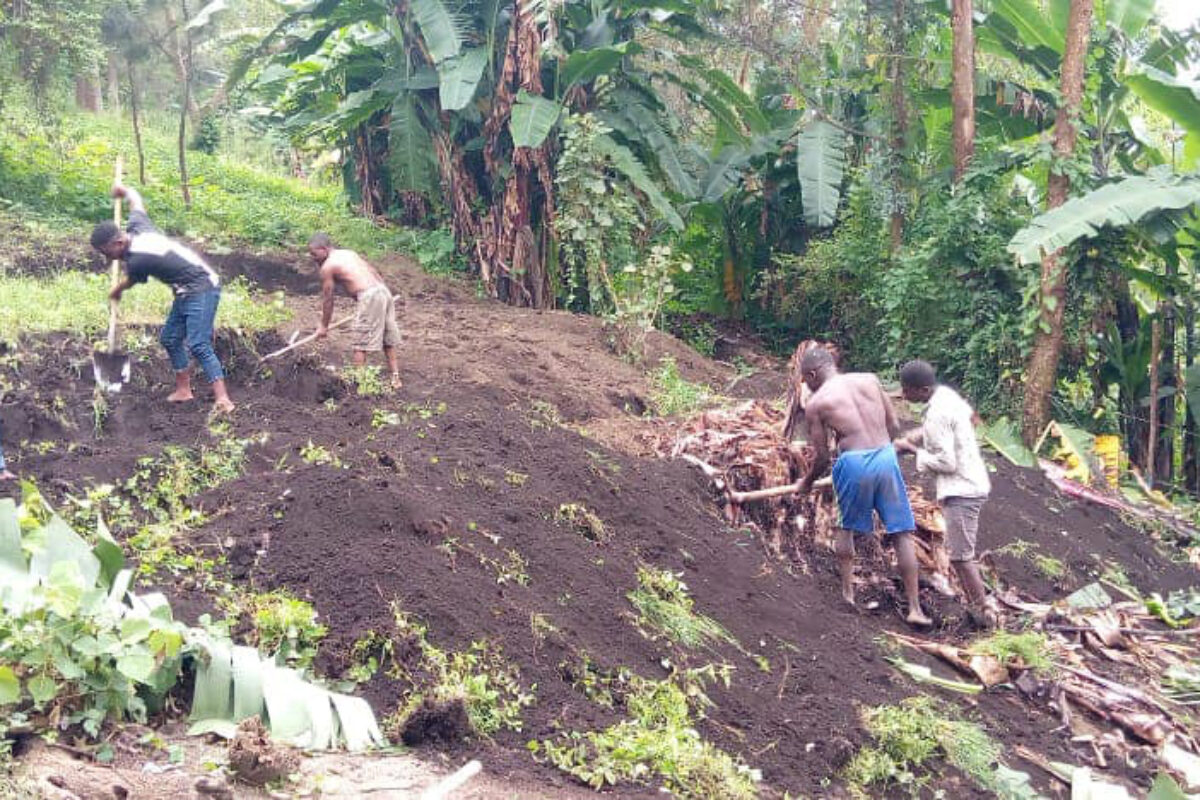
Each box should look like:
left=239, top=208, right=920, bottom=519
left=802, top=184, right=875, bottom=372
left=308, top=232, right=334, bottom=266
left=800, top=345, right=837, bottom=392
left=90, top=221, right=128, bottom=261
left=899, top=359, right=937, bottom=403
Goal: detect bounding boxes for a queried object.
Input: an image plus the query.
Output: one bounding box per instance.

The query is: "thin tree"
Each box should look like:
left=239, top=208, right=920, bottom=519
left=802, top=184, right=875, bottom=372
left=1021, top=0, right=1094, bottom=445
left=950, top=0, right=975, bottom=181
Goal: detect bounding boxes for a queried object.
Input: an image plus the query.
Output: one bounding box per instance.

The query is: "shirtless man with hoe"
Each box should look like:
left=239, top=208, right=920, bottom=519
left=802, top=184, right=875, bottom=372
left=307, top=233, right=402, bottom=389
left=796, top=347, right=931, bottom=626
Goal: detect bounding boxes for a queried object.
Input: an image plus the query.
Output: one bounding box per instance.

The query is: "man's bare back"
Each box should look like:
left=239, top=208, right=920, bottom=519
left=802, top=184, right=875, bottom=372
left=318, top=248, right=386, bottom=297
left=806, top=372, right=899, bottom=453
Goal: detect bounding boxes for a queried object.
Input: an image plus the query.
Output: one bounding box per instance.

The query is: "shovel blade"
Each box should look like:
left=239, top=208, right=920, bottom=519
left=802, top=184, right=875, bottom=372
left=92, top=350, right=131, bottom=393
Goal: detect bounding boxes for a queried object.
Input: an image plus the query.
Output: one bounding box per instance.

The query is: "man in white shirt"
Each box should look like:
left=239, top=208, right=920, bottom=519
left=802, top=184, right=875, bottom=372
left=894, top=360, right=997, bottom=626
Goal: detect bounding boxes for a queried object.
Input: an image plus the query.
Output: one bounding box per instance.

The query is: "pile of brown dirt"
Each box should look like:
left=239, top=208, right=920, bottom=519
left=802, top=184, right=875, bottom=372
left=3, top=250, right=1196, bottom=798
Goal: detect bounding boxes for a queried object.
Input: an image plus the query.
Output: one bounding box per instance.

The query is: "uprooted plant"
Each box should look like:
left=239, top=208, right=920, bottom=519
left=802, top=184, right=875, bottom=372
left=627, top=567, right=740, bottom=654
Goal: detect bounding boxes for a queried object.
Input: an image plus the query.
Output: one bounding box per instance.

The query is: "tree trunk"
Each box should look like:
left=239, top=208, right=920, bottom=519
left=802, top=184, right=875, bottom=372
left=1157, top=259, right=1178, bottom=484
left=888, top=0, right=907, bottom=250
left=1185, top=259, right=1197, bottom=492
left=176, top=0, right=193, bottom=207
left=75, top=72, right=102, bottom=112
left=1148, top=315, right=1160, bottom=487
left=950, top=0, right=975, bottom=182
left=163, top=3, right=201, bottom=119
left=1020, top=0, right=1093, bottom=445
left=106, top=53, right=121, bottom=113
left=128, top=65, right=147, bottom=185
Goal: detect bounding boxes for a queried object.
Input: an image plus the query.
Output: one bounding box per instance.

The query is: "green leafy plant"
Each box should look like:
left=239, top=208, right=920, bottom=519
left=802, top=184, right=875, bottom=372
left=371, top=409, right=400, bottom=429
left=300, top=441, right=339, bottom=467
left=648, top=358, right=721, bottom=417
left=968, top=631, right=1056, bottom=675
left=343, top=365, right=387, bottom=397
left=627, top=567, right=738, bottom=652
left=533, top=667, right=760, bottom=797
left=391, top=606, right=534, bottom=737
left=241, top=590, right=328, bottom=669
left=844, top=696, right=1015, bottom=798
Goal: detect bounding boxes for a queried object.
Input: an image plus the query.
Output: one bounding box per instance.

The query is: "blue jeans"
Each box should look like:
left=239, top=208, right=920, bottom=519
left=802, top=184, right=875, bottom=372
left=160, top=288, right=225, bottom=383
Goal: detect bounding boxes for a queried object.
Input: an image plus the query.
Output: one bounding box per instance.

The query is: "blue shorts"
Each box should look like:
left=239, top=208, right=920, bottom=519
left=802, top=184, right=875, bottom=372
left=832, top=445, right=916, bottom=535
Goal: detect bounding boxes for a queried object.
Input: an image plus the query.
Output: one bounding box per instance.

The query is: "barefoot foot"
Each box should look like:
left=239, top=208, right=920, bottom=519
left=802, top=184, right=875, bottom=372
left=906, top=608, right=933, bottom=627
left=0, top=470, right=16, bottom=482
left=212, top=398, right=236, bottom=415
left=167, top=390, right=195, bottom=403
left=390, top=372, right=403, bottom=390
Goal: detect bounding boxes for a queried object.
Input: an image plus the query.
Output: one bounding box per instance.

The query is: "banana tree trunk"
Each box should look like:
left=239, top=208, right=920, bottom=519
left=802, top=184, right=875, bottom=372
left=888, top=0, right=907, bottom=250
left=1021, top=0, right=1094, bottom=446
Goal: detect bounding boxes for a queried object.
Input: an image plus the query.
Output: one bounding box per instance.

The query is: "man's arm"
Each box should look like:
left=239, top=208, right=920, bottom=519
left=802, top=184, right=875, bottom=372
left=799, top=405, right=831, bottom=494
left=879, top=379, right=902, bottom=440
left=109, top=275, right=135, bottom=301
left=317, top=267, right=336, bottom=335
left=112, top=183, right=147, bottom=214
left=915, top=413, right=957, bottom=474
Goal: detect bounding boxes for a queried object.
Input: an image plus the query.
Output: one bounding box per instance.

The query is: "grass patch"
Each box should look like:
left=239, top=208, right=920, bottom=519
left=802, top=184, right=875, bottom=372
left=533, top=666, right=760, bottom=798
left=844, top=696, right=1010, bottom=798
left=390, top=606, right=534, bottom=737
left=967, top=630, right=1056, bottom=675
left=343, top=365, right=388, bottom=397
left=648, top=357, right=721, bottom=417
left=628, top=567, right=738, bottom=652
left=0, top=272, right=288, bottom=345
left=994, top=539, right=1067, bottom=581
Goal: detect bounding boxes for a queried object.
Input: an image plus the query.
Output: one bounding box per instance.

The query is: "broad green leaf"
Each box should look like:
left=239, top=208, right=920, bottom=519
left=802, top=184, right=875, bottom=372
left=73, top=636, right=103, bottom=659
left=53, top=653, right=85, bottom=681
left=991, top=0, right=1064, bottom=54
left=117, top=652, right=156, bottom=684
left=190, top=641, right=233, bottom=721
left=561, top=43, right=642, bottom=88
left=149, top=629, right=183, bottom=659
left=230, top=646, right=265, bottom=722
left=388, top=94, right=438, bottom=195
left=92, top=515, right=124, bottom=590
left=1066, top=582, right=1112, bottom=610
left=619, top=98, right=698, bottom=197
left=46, top=561, right=86, bottom=617
left=438, top=49, right=488, bottom=112
left=1105, top=0, right=1156, bottom=37
left=1146, top=773, right=1187, bottom=800
left=981, top=417, right=1037, bottom=468
left=121, top=617, right=153, bottom=644
left=331, top=693, right=387, bottom=751
left=26, top=674, right=57, bottom=705
left=261, top=665, right=314, bottom=745
left=990, top=764, right=1044, bottom=800
left=0, top=666, right=20, bottom=705
left=29, top=514, right=100, bottom=588
left=1051, top=422, right=1096, bottom=482
left=1007, top=170, right=1200, bottom=264
left=188, top=718, right=239, bottom=739
left=509, top=91, right=562, bottom=149
left=412, top=0, right=462, bottom=64
left=678, top=55, right=771, bottom=135
left=1124, top=65, right=1200, bottom=170
left=0, top=498, right=22, bottom=574
left=795, top=119, right=846, bottom=228
left=594, top=134, right=684, bottom=230
left=695, top=144, right=750, bottom=203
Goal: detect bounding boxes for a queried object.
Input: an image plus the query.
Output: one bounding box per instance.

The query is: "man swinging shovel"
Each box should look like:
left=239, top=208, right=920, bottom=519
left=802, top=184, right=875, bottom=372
left=89, top=182, right=235, bottom=414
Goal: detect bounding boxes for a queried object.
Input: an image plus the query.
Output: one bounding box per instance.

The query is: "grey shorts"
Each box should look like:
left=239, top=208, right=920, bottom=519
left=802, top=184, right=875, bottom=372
left=353, top=285, right=401, bottom=351
left=943, top=495, right=987, bottom=561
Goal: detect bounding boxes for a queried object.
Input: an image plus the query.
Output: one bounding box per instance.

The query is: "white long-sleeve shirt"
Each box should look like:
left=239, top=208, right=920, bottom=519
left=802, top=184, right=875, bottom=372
left=915, top=385, right=991, bottom=500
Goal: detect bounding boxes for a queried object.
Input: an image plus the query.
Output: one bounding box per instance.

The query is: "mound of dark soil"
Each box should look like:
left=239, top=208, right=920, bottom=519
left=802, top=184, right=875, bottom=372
left=4, top=251, right=1196, bottom=798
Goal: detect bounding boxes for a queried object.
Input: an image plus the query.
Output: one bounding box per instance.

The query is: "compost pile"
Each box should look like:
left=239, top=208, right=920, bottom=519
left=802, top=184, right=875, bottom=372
left=667, top=399, right=952, bottom=586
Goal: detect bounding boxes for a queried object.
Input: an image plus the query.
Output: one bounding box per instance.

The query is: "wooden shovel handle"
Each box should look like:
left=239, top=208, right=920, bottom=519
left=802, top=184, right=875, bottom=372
left=106, top=157, right=124, bottom=352
left=258, top=314, right=355, bottom=362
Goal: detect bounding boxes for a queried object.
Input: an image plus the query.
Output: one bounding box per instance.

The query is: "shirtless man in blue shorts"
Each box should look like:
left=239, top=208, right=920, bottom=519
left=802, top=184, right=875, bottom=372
left=796, top=347, right=931, bottom=626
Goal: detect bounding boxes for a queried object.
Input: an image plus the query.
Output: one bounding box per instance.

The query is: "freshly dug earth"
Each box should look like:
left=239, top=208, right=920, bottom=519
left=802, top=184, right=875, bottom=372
left=3, top=252, right=1196, bottom=797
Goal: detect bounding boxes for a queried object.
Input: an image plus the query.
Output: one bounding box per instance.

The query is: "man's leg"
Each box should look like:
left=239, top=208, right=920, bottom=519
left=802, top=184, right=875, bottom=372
left=384, top=345, right=401, bottom=388
left=893, top=532, right=932, bottom=625
left=834, top=529, right=856, bottom=605
left=160, top=298, right=193, bottom=402
left=184, top=290, right=234, bottom=413
left=953, top=560, right=988, bottom=605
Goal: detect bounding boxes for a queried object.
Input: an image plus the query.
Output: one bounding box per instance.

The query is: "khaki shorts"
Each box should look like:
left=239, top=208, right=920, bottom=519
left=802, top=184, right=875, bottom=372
left=943, top=495, right=987, bottom=561
left=353, top=286, right=400, bottom=351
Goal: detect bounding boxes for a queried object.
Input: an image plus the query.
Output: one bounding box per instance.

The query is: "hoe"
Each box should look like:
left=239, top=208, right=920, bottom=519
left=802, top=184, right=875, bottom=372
left=92, top=157, right=130, bottom=392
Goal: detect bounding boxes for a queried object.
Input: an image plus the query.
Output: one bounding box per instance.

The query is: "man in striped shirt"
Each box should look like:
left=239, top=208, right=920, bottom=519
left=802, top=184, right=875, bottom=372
left=90, top=184, right=234, bottom=413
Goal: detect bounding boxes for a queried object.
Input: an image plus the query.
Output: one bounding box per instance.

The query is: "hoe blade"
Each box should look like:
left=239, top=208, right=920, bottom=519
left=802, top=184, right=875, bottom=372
left=91, top=350, right=131, bottom=393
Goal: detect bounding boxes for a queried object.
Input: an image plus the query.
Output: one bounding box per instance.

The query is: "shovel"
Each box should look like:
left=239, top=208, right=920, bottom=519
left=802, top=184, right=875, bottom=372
left=258, top=314, right=355, bottom=363
left=92, top=157, right=130, bottom=393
